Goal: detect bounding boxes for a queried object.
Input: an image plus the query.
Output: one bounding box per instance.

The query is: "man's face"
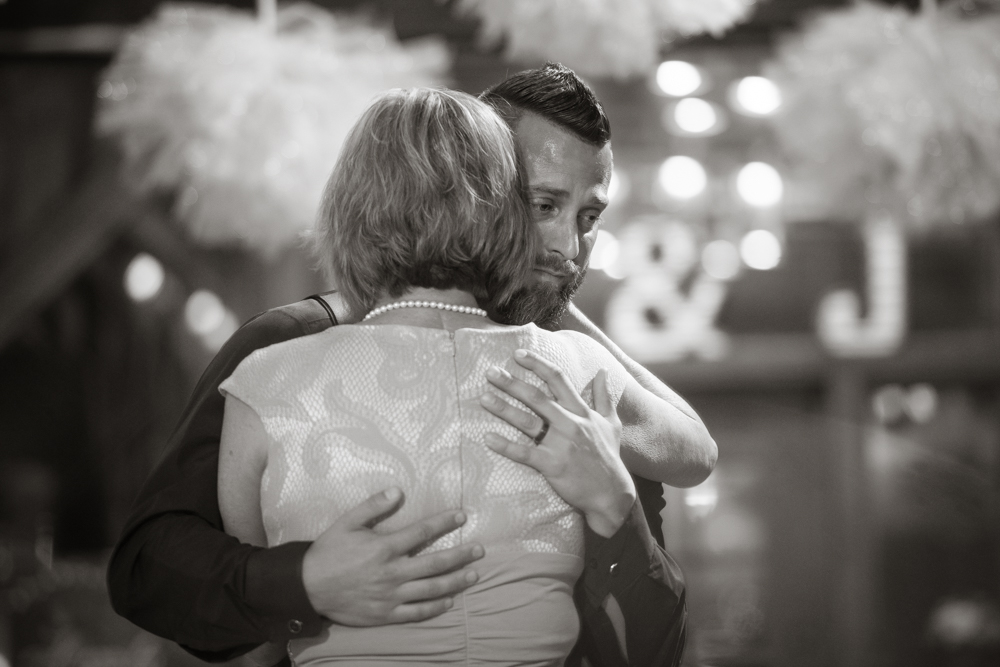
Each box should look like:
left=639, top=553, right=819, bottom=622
left=499, top=112, right=613, bottom=328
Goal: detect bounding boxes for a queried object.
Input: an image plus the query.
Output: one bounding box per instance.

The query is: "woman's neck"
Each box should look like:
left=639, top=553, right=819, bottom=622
left=370, top=287, right=481, bottom=311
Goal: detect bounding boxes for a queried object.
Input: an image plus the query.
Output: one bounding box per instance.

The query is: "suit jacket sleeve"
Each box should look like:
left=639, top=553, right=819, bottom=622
left=572, top=476, right=687, bottom=667
left=106, top=304, right=331, bottom=662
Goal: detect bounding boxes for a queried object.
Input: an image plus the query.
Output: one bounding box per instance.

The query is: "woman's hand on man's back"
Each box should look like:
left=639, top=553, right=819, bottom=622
left=479, top=350, right=636, bottom=538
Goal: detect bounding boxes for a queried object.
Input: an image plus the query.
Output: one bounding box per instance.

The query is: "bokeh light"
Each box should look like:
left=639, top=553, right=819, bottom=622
left=589, top=229, right=622, bottom=278
left=927, top=598, right=1000, bottom=647
left=736, top=162, right=784, bottom=207
left=124, top=253, right=165, bottom=302
left=906, top=383, right=938, bottom=423
left=732, top=76, right=782, bottom=116
left=684, top=474, right=718, bottom=520
left=201, top=311, right=240, bottom=352
left=740, top=229, right=782, bottom=270
left=702, top=239, right=741, bottom=281
left=656, top=60, right=702, bottom=97
left=659, top=156, right=707, bottom=200
left=674, top=98, right=718, bottom=134
left=607, top=169, right=628, bottom=204
left=184, top=290, right=227, bottom=335
left=872, top=384, right=908, bottom=424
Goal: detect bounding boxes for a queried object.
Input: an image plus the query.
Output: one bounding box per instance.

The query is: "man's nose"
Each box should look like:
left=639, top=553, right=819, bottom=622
left=542, top=213, right=580, bottom=261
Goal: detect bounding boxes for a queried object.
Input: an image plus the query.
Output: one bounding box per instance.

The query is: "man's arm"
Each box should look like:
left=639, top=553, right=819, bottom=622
left=561, top=303, right=716, bottom=488
left=573, top=481, right=686, bottom=667
left=108, top=299, right=482, bottom=661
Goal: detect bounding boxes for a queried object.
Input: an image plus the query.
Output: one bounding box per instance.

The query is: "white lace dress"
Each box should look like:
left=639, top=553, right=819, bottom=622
left=220, top=323, right=627, bottom=666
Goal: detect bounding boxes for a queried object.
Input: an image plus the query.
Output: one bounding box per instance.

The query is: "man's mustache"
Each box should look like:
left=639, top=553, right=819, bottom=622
left=533, top=255, right=583, bottom=281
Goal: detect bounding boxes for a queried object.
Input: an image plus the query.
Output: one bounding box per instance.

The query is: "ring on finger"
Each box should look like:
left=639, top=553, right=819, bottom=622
left=533, top=420, right=550, bottom=445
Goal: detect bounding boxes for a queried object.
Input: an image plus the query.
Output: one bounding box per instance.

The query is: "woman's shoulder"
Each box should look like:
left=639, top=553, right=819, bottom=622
left=459, top=323, right=604, bottom=355
left=238, top=323, right=364, bottom=371
left=520, top=326, right=630, bottom=403
left=523, top=325, right=610, bottom=357
left=209, top=298, right=332, bottom=375
left=221, top=324, right=366, bottom=403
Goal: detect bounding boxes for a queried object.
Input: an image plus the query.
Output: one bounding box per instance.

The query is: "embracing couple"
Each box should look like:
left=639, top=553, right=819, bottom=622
left=108, top=64, right=717, bottom=667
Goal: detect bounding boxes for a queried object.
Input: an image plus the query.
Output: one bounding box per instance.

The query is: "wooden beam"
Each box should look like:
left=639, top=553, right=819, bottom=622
left=0, top=144, right=137, bottom=349
left=649, top=329, right=1000, bottom=392
left=0, top=24, right=125, bottom=56
left=825, top=367, right=875, bottom=667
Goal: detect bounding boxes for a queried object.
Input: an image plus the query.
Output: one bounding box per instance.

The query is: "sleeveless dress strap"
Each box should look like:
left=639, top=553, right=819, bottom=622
left=306, top=293, right=338, bottom=326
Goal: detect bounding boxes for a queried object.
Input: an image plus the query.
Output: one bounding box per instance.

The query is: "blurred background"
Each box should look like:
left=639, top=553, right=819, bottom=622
left=1, top=0, right=999, bottom=665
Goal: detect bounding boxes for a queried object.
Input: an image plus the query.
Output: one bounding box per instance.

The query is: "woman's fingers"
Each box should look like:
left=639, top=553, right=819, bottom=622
left=480, top=375, right=554, bottom=437
left=510, top=349, right=589, bottom=415
left=591, top=369, right=613, bottom=419
left=591, top=369, right=621, bottom=438
left=483, top=433, right=550, bottom=472
left=483, top=360, right=581, bottom=420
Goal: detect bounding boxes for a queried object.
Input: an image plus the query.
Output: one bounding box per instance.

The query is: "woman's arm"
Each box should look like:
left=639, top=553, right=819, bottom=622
left=106, top=305, right=327, bottom=662
left=218, top=394, right=269, bottom=548
left=561, top=303, right=716, bottom=488
left=218, top=395, right=289, bottom=667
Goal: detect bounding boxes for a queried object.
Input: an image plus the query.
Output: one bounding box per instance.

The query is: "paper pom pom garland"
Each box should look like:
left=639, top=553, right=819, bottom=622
left=653, top=0, right=759, bottom=40
left=765, top=1, right=1000, bottom=230
left=457, top=0, right=657, bottom=80
left=96, top=2, right=450, bottom=255
left=456, top=0, right=756, bottom=80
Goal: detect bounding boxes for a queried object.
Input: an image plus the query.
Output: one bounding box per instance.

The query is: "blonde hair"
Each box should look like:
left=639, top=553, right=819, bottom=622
left=315, top=88, right=536, bottom=318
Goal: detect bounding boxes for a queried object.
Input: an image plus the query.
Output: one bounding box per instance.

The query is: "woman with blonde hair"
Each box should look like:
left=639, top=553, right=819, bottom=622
left=217, top=88, right=635, bottom=665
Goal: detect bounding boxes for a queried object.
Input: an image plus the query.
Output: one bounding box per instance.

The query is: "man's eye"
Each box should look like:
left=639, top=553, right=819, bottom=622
left=532, top=201, right=555, bottom=215
left=580, top=213, right=602, bottom=231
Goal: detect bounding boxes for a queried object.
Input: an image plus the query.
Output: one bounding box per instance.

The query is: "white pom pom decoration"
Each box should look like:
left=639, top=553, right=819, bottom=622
left=653, top=0, right=757, bottom=40
left=96, top=3, right=450, bottom=255
left=765, top=2, right=1000, bottom=229
left=456, top=0, right=756, bottom=80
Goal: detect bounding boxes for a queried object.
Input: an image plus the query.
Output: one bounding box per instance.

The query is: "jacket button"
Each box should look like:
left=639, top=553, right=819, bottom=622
left=609, top=562, right=618, bottom=576
left=288, top=619, right=303, bottom=634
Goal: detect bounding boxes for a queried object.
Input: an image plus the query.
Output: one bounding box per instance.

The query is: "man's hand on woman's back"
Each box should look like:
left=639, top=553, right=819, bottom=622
left=302, top=486, right=485, bottom=625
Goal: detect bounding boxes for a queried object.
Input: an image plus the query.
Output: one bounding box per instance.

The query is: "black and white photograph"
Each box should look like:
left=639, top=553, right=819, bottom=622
left=1, top=1, right=999, bottom=666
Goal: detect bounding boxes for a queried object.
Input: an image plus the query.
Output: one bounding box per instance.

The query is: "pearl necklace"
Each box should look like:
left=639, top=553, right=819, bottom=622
left=362, top=300, right=489, bottom=322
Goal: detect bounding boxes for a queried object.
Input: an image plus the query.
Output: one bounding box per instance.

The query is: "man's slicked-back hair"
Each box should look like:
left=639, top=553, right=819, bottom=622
left=479, top=63, right=611, bottom=146
left=314, top=88, right=536, bottom=319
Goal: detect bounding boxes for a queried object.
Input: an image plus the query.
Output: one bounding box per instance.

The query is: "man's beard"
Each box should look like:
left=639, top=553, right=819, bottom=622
left=493, top=256, right=587, bottom=330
